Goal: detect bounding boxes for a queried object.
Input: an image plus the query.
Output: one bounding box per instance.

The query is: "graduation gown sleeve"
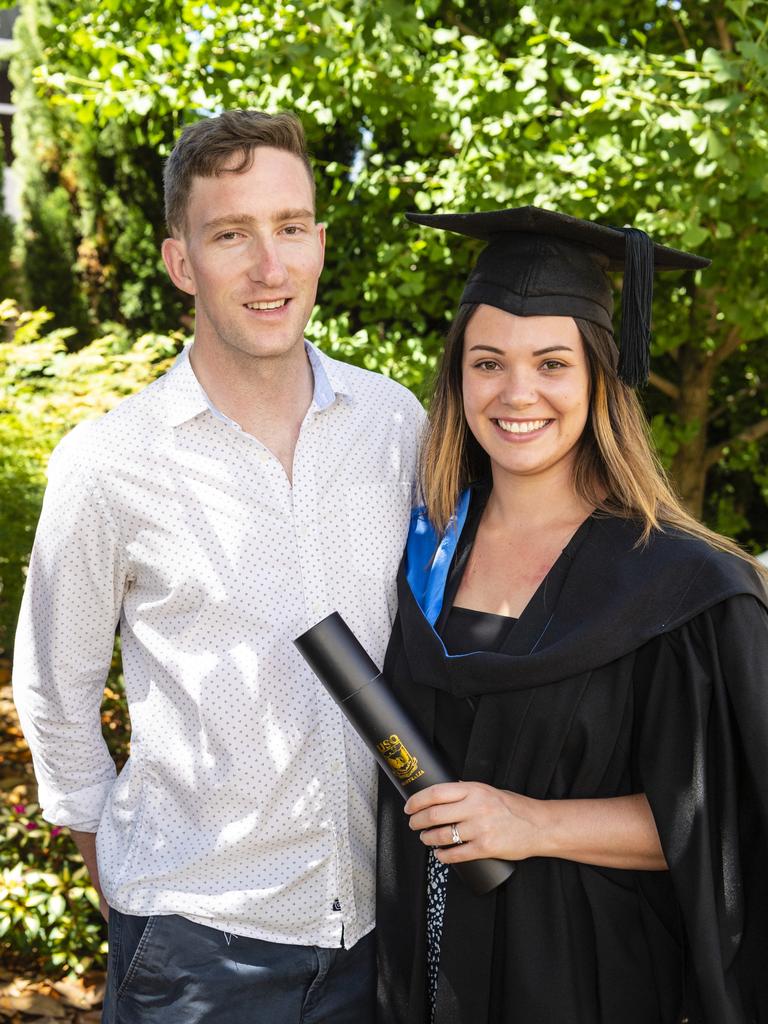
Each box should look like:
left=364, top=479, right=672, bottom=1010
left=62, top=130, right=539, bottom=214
left=635, top=594, right=768, bottom=1023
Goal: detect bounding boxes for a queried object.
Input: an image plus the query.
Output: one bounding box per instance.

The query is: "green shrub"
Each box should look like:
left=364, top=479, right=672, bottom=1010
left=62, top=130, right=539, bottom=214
left=0, top=211, right=18, bottom=300
left=0, top=799, right=107, bottom=974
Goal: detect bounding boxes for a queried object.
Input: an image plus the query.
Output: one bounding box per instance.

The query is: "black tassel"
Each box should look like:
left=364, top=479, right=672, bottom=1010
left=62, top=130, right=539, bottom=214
left=618, top=228, right=654, bottom=387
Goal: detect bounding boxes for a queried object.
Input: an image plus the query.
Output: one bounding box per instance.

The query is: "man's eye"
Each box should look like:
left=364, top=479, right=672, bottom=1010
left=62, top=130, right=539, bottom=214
left=216, top=231, right=241, bottom=241
left=282, top=225, right=304, bottom=236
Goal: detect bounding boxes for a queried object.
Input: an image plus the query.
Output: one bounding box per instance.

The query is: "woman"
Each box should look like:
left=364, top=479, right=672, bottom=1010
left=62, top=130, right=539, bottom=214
left=376, top=207, right=768, bottom=1024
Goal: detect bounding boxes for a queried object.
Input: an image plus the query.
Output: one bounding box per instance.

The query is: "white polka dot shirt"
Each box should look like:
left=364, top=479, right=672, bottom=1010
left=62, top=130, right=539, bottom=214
left=13, top=343, right=426, bottom=948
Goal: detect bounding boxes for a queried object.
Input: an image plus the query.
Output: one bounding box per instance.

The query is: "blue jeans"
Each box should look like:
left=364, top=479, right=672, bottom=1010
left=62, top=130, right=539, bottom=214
left=102, top=908, right=376, bottom=1023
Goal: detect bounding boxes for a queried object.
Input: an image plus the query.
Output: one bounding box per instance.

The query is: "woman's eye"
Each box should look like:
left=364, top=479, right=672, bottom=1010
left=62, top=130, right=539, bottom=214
left=475, top=360, right=500, bottom=371
left=541, top=359, right=566, bottom=371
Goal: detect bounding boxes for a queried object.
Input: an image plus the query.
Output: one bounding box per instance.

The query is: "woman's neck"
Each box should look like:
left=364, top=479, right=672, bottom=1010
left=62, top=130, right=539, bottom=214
left=484, top=463, right=593, bottom=533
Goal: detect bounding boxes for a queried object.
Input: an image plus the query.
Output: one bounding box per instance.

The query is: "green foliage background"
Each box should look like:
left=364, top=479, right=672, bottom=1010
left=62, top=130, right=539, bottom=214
left=7, top=0, right=768, bottom=527
left=2, top=0, right=768, bottom=977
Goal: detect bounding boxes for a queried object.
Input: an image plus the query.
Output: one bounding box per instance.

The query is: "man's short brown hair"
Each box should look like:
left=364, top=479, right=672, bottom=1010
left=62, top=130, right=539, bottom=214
left=163, top=110, right=315, bottom=236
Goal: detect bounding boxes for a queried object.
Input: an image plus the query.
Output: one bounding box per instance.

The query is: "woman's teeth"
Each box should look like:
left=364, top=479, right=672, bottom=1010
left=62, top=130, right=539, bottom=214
left=495, top=419, right=549, bottom=434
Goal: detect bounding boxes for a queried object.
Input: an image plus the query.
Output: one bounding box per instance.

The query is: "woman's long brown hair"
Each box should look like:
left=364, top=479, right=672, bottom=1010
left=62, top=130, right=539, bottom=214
left=420, top=303, right=767, bottom=574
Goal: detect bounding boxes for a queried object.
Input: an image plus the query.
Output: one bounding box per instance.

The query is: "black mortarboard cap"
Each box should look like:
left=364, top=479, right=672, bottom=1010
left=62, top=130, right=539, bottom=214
left=406, top=206, right=710, bottom=387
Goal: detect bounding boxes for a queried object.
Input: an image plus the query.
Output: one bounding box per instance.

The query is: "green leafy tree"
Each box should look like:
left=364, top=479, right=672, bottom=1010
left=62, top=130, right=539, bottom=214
left=8, top=0, right=768, bottom=543
left=0, top=209, right=18, bottom=298
left=6, top=2, right=92, bottom=331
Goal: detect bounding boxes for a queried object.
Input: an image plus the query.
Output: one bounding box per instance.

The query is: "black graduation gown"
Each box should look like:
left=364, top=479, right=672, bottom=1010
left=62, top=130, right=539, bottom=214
left=376, top=489, right=768, bottom=1024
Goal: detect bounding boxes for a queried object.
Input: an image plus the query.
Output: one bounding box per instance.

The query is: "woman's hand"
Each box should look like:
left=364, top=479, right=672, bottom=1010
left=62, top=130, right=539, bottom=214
left=404, top=782, right=546, bottom=864
left=404, top=785, right=668, bottom=870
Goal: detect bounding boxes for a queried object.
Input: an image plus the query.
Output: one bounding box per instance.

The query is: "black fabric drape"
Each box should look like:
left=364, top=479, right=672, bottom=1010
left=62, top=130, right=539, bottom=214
left=376, top=496, right=768, bottom=1024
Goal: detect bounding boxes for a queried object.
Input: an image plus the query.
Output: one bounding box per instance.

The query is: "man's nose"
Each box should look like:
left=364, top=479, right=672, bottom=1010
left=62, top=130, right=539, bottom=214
left=247, top=239, right=288, bottom=288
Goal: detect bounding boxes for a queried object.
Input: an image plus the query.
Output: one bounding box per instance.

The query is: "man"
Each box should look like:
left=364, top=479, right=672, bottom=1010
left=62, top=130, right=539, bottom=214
left=13, top=110, right=425, bottom=1023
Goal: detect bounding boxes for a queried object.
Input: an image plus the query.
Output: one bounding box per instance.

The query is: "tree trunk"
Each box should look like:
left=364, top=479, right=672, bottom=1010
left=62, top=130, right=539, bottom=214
left=670, top=344, right=714, bottom=518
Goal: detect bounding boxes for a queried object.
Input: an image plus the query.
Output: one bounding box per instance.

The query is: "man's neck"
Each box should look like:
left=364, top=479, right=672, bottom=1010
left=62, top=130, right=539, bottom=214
left=188, top=338, right=315, bottom=481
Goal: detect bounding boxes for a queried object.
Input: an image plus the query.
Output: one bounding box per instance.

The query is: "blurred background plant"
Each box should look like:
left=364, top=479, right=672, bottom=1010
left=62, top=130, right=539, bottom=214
left=0, top=298, right=174, bottom=974
left=0, top=799, right=104, bottom=974
left=1, top=0, right=767, bottom=983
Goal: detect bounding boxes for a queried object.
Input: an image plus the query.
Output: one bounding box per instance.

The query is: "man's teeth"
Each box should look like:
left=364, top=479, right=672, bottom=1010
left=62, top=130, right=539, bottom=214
left=496, top=419, right=549, bottom=434
left=245, top=299, right=286, bottom=310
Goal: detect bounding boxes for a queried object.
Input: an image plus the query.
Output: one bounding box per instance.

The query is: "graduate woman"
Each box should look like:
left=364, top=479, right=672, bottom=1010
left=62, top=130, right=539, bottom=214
left=376, top=207, right=768, bottom=1024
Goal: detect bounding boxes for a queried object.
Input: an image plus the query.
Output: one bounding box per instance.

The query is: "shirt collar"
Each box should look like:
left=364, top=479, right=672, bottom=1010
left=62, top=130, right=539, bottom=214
left=305, top=340, right=351, bottom=408
left=163, top=341, right=349, bottom=427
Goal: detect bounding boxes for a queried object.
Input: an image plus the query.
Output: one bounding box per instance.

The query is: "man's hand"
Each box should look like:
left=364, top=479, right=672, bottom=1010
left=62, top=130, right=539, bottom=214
left=70, top=830, right=109, bottom=921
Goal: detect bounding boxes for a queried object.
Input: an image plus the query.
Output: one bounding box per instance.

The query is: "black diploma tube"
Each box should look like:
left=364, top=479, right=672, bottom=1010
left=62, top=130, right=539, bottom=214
left=294, top=611, right=514, bottom=896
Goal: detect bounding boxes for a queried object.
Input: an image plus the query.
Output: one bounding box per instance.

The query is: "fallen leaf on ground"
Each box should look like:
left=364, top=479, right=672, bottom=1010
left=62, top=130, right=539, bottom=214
left=22, top=1018, right=75, bottom=1024
left=0, top=992, right=68, bottom=1017
left=50, top=978, right=97, bottom=1011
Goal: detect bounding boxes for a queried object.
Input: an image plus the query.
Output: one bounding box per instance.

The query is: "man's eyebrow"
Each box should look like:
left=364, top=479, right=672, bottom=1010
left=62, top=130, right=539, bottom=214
left=273, top=207, right=316, bottom=222
left=202, top=209, right=316, bottom=231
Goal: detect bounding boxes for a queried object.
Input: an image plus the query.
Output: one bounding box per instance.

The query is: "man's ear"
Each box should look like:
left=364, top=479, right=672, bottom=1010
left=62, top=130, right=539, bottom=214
left=317, top=221, right=327, bottom=273
left=162, top=236, right=197, bottom=296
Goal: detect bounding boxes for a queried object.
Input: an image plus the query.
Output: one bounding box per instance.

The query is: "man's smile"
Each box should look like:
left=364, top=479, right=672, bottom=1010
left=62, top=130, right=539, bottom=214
left=244, top=298, right=289, bottom=310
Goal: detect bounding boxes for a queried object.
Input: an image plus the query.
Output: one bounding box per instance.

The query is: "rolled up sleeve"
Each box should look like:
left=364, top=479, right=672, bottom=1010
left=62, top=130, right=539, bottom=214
left=12, top=427, right=127, bottom=830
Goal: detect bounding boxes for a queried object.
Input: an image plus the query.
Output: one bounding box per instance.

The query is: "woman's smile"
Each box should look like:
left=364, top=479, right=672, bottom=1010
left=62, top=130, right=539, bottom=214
left=493, top=417, right=553, bottom=437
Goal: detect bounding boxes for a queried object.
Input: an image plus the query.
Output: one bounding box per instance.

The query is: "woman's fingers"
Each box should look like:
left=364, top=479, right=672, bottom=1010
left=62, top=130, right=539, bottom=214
left=403, top=782, right=468, bottom=816
left=408, top=799, right=465, bottom=832
left=418, top=823, right=469, bottom=848
left=406, top=782, right=544, bottom=861
left=434, top=838, right=478, bottom=863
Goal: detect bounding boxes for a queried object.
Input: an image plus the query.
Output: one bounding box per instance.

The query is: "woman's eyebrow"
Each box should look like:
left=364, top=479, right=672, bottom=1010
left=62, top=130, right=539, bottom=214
left=533, top=345, right=573, bottom=356
left=466, top=344, right=574, bottom=355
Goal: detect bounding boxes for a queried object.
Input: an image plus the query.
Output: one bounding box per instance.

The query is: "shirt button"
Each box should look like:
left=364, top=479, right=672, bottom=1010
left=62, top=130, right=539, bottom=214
left=330, top=760, right=342, bottom=773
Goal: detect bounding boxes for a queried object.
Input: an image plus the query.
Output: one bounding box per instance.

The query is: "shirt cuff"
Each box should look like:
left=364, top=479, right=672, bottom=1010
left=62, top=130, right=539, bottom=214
left=37, top=777, right=115, bottom=832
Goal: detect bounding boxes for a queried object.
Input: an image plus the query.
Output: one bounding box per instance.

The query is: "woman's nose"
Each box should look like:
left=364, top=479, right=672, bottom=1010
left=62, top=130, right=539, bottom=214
left=498, top=369, right=538, bottom=407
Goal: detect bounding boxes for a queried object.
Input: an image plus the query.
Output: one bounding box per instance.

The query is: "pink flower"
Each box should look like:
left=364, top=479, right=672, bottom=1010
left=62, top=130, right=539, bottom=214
left=51, top=827, right=62, bottom=837
left=25, top=821, right=37, bottom=830
left=12, top=804, right=26, bottom=814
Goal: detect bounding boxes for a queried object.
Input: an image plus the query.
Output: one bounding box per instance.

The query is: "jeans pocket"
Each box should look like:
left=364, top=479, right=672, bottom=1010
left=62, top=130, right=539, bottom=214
left=115, top=913, right=156, bottom=999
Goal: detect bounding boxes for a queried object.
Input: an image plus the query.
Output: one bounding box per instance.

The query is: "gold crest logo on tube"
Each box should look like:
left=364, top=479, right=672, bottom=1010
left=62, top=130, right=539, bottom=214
left=377, top=734, right=424, bottom=784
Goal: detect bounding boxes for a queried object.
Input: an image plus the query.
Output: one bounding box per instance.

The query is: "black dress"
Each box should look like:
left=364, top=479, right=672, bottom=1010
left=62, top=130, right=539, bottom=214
left=427, top=607, right=517, bottom=1020
left=376, top=486, right=768, bottom=1024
